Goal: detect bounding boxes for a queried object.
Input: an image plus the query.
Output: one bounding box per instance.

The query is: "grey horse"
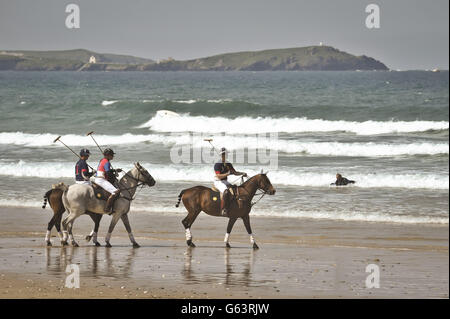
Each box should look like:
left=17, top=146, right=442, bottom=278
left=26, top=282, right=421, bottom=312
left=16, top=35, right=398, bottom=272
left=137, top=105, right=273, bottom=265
left=59, top=162, right=155, bottom=247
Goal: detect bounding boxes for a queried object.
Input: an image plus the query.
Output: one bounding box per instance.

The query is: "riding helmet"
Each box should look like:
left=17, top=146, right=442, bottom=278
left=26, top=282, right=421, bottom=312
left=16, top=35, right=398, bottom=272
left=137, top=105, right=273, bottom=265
left=80, top=148, right=91, bottom=157
left=103, top=148, right=115, bottom=156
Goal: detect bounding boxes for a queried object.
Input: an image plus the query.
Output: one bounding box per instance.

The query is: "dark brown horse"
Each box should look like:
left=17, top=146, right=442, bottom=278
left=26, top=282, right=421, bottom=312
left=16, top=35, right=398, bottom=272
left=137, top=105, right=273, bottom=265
left=175, top=173, right=276, bottom=249
left=42, top=188, right=102, bottom=246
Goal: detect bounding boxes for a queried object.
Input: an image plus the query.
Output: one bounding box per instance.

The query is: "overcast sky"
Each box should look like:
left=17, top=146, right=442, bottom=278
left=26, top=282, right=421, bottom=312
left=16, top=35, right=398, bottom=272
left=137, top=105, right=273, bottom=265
left=0, top=0, right=448, bottom=70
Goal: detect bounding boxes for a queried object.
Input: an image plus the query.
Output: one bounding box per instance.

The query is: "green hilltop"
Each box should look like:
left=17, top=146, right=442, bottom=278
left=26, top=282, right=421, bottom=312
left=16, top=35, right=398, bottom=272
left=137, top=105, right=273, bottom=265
left=0, top=46, right=388, bottom=71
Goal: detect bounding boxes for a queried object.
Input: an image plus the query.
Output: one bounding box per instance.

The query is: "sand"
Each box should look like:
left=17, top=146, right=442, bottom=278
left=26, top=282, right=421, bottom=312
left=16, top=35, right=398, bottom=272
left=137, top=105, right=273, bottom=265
left=0, top=206, right=448, bottom=299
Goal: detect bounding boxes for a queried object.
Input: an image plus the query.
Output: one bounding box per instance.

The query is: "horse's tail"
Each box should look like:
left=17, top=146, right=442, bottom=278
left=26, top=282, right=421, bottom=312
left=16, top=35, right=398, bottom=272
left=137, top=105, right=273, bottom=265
left=42, top=189, right=53, bottom=209
left=175, top=190, right=186, bottom=207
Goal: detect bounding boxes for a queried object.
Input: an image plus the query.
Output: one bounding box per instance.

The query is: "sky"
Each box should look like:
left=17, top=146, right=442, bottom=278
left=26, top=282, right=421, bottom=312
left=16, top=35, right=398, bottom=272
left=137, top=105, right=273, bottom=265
left=0, top=0, right=448, bottom=70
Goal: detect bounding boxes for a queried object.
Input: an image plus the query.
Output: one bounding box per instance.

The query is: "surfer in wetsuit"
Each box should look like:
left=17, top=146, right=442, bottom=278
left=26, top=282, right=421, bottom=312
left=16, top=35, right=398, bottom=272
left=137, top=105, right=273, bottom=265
left=331, top=173, right=355, bottom=186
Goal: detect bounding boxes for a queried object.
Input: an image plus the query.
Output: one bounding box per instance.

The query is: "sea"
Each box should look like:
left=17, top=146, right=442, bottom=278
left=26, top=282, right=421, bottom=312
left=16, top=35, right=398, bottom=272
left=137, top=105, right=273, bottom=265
left=0, top=70, right=448, bottom=224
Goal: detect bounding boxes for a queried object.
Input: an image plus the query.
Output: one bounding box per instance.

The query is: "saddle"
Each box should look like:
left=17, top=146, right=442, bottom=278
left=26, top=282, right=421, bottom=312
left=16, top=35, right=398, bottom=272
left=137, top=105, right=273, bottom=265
left=210, top=185, right=241, bottom=211
left=91, top=182, right=111, bottom=201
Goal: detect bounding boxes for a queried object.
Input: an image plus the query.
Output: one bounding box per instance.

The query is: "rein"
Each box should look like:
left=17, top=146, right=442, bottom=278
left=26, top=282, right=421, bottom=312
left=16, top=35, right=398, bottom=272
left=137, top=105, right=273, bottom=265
left=116, top=168, right=147, bottom=201
left=236, top=175, right=269, bottom=207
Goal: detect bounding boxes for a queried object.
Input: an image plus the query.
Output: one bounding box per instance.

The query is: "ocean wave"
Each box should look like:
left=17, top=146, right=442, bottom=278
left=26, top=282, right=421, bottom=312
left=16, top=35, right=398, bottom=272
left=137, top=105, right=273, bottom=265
left=1, top=132, right=447, bottom=157
left=0, top=199, right=446, bottom=224
left=137, top=113, right=449, bottom=135
left=0, top=161, right=448, bottom=189
left=101, top=100, right=119, bottom=106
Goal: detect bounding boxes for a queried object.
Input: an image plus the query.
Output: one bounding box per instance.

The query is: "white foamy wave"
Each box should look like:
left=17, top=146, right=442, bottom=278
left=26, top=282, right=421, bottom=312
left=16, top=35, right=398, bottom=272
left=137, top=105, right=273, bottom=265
left=1, top=161, right=448, bottom=189
left=0, top=199, right=44, bottom=208
left=101, top=100, right=119, bottom=106
left=175, top=99, right=197, bottom=104
left=248, top=208, right=449, bottom=224
left=128, top=205, right=449, bottom=224
left=138, top=113, right=449, bottom=135
left=0, top=199, right=445, bottom=224
left=2, top=131, right=447, bottom=157
left=0, top=132, right=172, bottom=147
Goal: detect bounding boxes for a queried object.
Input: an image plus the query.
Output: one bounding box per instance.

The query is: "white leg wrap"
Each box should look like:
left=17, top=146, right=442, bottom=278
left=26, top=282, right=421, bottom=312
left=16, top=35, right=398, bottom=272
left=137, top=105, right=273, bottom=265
left=224, top=233, right=230, bottom=243
left=250, top=234, right=255, bottom=244
left=105, top=232, right=112, bottom=243
left=62, top=231, right=68, bottom=241
left=185, top=228, right=192, bottom=240
left=45, top=230, right=51, bottom=242
left=89, top=230, right=95, bottom=236
left=128, top=233, right=135, bottom=243
left=58, top=232, right=64, bottom=240
left=69, top=234, right=74, bottom=242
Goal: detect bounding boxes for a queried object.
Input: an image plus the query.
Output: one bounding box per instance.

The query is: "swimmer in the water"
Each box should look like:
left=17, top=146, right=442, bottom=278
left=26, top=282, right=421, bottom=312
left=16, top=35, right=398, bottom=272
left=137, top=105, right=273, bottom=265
left=331, top=173, right=355, bottom=186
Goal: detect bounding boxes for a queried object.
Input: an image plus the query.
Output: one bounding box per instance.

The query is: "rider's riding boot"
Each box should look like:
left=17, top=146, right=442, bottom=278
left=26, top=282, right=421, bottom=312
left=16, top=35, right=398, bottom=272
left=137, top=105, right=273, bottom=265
left=105, top=190, right=120, bottom=214
left=222, top=189, right=231, bottom=217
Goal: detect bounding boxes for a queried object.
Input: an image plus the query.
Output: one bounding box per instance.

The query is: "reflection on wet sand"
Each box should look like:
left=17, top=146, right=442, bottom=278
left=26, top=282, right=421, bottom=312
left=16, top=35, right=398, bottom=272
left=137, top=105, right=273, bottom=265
left=45, top=246, right=137, bottom=279
left=182, top=247, right=273, bottom=287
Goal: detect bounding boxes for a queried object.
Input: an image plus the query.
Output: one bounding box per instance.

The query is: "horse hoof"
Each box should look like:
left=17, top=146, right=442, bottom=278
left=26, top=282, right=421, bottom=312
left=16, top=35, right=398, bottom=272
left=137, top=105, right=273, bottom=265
left=133, top=243, right=140, bottom=248
left=225, top=243, right=231, bottom=248
left=94, top=242, right=101, bottom=247
left=187, top=240, right=196, bottom=247
left=253, top=243, right=259, bottom=250
left=72, top=242, right=79, bottom=247
left=106, top=242, right=112, bottom=248
left=61, top=241, right=68, bottom=246
left=85, top=235, right=92, bottom=242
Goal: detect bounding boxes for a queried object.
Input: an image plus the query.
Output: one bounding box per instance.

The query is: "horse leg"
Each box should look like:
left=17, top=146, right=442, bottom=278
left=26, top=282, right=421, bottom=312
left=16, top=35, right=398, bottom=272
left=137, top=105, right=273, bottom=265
left=121, top=214, right=139, bottom=248
left=86, top=212, right=102, bottom=247
left=224, top=217, right=238, bottom=248
left=242, top=215, right=259, bottom=249
left=45, top=215, right=56, bottom=246
left=181, top=209, right=201, bottom=248
left=62, top=212, right=80, bottom=247
left=105, top=213, right=122, bottom=248
left=54, top=212, right=64, bottom=245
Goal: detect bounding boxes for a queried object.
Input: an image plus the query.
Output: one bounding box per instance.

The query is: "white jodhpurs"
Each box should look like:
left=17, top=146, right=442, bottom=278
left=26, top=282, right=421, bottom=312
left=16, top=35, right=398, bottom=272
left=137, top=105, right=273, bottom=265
left=75, top=180, right=91, bottom=185
left=94, top=177, right=118, bottom=193
left=214, top=179, right=232, bottom=193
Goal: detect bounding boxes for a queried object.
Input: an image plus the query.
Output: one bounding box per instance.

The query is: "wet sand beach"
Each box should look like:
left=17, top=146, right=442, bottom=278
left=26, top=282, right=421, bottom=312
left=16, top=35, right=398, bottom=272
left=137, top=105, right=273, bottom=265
left=0, top=206, right=448, bottom=299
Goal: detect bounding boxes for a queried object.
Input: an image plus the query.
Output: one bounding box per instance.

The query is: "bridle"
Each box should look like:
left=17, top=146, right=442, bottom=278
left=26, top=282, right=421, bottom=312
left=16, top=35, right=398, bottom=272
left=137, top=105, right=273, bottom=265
left=238, top=175, right=272, bottom=207
left=117, top=165, right=153, bottom=201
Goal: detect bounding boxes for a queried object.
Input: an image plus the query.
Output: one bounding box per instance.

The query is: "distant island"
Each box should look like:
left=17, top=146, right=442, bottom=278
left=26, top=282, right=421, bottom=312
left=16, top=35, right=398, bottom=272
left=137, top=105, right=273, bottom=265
left=0, top=46, right=388, bottom=71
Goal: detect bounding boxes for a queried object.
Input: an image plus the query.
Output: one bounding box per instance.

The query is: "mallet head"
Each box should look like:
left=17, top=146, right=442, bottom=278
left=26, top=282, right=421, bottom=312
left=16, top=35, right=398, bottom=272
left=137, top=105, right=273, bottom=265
left=53, top=136, right=61, bottom=143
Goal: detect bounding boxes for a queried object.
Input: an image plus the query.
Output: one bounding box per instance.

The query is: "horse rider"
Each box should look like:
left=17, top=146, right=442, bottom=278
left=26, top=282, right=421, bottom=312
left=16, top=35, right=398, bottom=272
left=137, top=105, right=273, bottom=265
left=94, top=148, right=122, bottom=213
left=75, top=149, right=95, bottom=185
left=331, top=173, right=356, bottom=186
left=213, top=147, right=247, bottom=216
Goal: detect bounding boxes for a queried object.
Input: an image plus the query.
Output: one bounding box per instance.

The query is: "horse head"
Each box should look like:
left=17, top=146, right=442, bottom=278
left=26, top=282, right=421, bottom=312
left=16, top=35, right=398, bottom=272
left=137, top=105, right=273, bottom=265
left=256, top=171, right=276, bottom=195
left=133, top=162, right=156, bottom=187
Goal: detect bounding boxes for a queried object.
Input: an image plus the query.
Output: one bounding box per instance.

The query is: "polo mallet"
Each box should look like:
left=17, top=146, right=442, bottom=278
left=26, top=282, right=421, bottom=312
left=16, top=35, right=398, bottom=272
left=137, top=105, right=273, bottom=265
left=86, top=131, right=104, bottom=154
left=53, top=136, right=95, bottom=170
left=87, top=131, right=117, bottom=173
left=204, top=138, right=221, bottom=156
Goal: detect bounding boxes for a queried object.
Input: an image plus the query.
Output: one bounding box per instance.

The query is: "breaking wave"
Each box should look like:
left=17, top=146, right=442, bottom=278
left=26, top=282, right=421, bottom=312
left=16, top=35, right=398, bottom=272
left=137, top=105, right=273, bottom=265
left=1, top=132, right=447, bottom=157
left=0, top=161, right=447, bottom=189
left=137, top=113, right=449, bottom=135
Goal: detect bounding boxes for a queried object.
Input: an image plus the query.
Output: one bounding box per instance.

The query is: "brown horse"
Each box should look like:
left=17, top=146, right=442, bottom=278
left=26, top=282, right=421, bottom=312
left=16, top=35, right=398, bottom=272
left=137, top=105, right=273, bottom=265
left=175, top=173, right=276, bottom=249
left=42, top=188, right=102, bottom=246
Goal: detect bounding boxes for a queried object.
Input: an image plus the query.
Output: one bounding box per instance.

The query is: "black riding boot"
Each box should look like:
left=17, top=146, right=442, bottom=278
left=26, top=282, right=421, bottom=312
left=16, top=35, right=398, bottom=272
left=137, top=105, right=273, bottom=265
left=222, top=189, right=231, bottom=217
left=105, top=190, right=120, bottom=214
